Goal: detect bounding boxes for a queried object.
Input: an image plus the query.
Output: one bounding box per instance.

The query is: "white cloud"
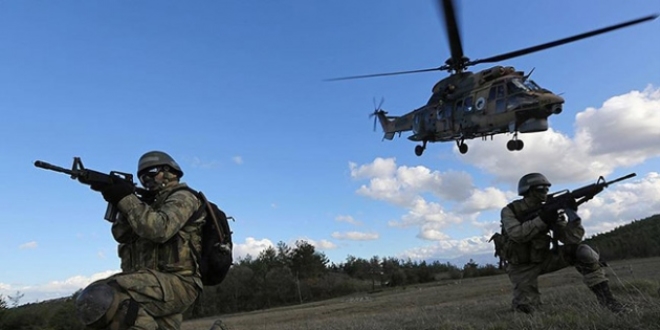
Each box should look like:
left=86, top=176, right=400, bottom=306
left=233, top=237, right=337, bottom=259
left=579, top=172, right=660, bottom=235
left=19, top=241, right=37, bottom=250
left=335, top=215, right=361, bottom=225
left=389, top=197, right=464, bottom=228
left=349, top=157, right=397, bottom=179
left=350, top=158, right=502, bottom=242
left=0, top=269, right=120, bottom=304
left=187, top=156, right=222, bottom=169
left=301, top=238, right=338, bottom=250
left=331, top=231, right=380, bottom=241
left=576, top=86, right=660, bottom=156
left=350, top=158, right=473, bottom=207
left=399, top=235, right=493, bottom=260
left=458, top=187, right=514, bottom=214
left=233, top=237, right=274, bottom=260
left=232, top=156, right=243, bottom=165
left=417, top=224, right=450, bottom=241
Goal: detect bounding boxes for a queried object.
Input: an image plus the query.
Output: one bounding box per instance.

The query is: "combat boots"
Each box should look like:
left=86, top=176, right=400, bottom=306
left=513, top=304, right=535, bottom=314
left=208, top=319, right=229, bottom=330
left=589, top=281, right=626, bottom=313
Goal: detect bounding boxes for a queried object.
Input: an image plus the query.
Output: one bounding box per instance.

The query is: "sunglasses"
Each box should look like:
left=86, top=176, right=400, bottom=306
left=139, top=167, right=161, bottom=182
left=533, top=185, right=550, bottom=192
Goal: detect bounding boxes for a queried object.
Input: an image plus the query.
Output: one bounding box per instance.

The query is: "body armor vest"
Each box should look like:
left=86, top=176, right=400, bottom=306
left=117, top=183, right=203, bottom=277
left=503, top=199, right=551, bottom=264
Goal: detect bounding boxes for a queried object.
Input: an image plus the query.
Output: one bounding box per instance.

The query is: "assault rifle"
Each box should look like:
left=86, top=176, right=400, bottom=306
left=520, top=173, right=637, bottom=223
left=34, top=157, right=150, bottom=222
left=518, top=173, right=636, bottom=253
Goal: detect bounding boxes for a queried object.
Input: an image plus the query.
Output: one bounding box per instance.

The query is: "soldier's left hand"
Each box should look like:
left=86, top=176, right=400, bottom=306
left=100, top=181, right=135, bottom=205
left=539, top=208, right=558, bottom=226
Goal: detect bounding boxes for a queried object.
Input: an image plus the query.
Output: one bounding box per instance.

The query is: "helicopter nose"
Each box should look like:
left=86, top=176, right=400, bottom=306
left=541, top=94, right=564, bottom=115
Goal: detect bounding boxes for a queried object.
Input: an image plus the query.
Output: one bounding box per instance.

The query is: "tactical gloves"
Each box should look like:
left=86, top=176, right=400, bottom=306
left=538, top=208, right=558, bottom=226
left=97, top=181, right=135, bottom=205
left=565, top=198, right=579, bottom=211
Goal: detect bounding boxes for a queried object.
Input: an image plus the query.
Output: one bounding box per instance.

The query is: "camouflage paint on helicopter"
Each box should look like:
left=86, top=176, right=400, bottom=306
left=374, top=65, right=564, bottom=155
left=331, top=0, right=657, bottom=156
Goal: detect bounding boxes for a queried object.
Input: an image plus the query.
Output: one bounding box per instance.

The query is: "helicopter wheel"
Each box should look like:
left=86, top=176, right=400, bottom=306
left=414, top=145, right=425, bottom=156
left=458, top=143, right=468, bottom=154
left=507, top=140, right=516, bottom=151
left=507, top=139, right=524, bottom=151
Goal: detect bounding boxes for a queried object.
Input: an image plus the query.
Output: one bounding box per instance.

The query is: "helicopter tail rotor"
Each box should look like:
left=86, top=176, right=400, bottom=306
left=369, top=97, right=386, bottom=131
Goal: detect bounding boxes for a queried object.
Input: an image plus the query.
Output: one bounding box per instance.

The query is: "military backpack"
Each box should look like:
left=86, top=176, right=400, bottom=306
left=177, top=188, right=234, bottom=286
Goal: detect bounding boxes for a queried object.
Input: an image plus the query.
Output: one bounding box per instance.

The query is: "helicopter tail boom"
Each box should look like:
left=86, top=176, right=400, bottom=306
left=372, top=110, right=398, bottom=140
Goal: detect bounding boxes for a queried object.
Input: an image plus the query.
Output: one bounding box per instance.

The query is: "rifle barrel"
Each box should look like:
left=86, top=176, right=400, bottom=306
left=34, top=160, right=75, bottom=176
left=607, top=173, right=636, bottom=186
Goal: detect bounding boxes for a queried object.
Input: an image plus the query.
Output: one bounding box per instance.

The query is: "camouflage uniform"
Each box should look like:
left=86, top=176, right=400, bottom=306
left=85, top=181, right=205, bottom=330
left=501, top=197, right=607, bottom=311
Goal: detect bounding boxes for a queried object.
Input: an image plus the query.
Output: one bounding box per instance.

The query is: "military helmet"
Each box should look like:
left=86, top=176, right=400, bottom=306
left=518, top=173, right=551, bottom=196
left=138, top=151, right=183, bottom=178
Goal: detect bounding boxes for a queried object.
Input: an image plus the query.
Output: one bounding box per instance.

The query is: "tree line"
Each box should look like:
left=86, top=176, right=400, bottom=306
left=1, top=213, right=658, bottom=329
left=186, top=240, right=502, bottom=319
left=584, top=213, right=660, bottom=261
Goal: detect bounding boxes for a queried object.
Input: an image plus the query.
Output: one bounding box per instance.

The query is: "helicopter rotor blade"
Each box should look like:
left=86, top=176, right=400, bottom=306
left=324, top=0, right=463, bottom=81
left=467, top=14, right=658, bottom=67
left=325, top=66, right=448, bottom=81
left=437, top=0, right=464, bottom=70
left=371, top=97, right=378, bottom=131
left=369, top=97, right=385, bottom=131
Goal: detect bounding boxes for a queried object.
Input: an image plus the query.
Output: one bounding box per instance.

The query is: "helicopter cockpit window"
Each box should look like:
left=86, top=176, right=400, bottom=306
left=464, top=96, right=473, bottom=112
left=507, top=78, right=530, bottom=94
left=489, top=83, right=505, bottom=101
left=455, top=99, right=463, bottom=112
left=496, top=85, right=505, bottom=98
left=523, top=79, right=542, bottom=91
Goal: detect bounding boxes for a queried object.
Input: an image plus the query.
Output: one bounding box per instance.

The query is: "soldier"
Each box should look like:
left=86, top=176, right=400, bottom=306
left=501, top=173, right=624, bottom=314
left=74, top=151, right=205, bottom=330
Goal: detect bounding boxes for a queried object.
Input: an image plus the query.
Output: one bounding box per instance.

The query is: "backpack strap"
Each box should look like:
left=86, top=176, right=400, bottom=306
left=165, top=186, right=227, bottom=243
left=196, top=191, right=227, bottom=245
left=164, top=186, right=204, bottom=224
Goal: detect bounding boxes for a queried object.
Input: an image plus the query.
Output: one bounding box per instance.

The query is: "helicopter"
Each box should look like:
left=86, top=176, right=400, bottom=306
left=329, top=0, right=657, bottom=156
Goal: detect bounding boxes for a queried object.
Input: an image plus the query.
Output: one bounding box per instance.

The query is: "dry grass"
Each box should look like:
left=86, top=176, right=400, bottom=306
left=183, top=257, right=660, bottom=330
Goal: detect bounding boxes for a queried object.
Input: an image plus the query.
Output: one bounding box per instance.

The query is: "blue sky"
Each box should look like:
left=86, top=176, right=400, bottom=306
left=1, top=1, right=659, bottom=304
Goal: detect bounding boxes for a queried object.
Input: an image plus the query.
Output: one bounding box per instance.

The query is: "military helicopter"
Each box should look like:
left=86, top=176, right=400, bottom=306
left=329, top=0, right=657, bottom=156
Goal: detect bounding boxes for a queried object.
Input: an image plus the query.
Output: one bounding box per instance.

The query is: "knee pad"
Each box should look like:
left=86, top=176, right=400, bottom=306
left=75, top=282, right=139, bottom=330
left=75, top=282, right=121, bottom=328
left=575, top=244, right=600, bottom=264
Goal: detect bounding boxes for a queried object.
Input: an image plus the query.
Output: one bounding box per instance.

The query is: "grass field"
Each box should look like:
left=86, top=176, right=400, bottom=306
left=183, top=257, right=660, bottom=330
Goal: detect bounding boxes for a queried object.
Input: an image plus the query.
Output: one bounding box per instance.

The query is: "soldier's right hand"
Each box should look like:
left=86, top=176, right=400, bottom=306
left=538, top=207, right=558, bottom=226
left=90, top=183, right=109, bottom=192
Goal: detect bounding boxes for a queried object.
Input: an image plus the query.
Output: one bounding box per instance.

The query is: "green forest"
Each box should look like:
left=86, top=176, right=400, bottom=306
left=1, top=213, right=658, bottom=330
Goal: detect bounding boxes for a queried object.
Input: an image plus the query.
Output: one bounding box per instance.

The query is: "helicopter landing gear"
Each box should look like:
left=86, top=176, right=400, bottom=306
left=457, top=139, right=468, bottom=154
left=414, top=141, right=427, bottom=156
left=507, top=134, right=524, bottom=151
